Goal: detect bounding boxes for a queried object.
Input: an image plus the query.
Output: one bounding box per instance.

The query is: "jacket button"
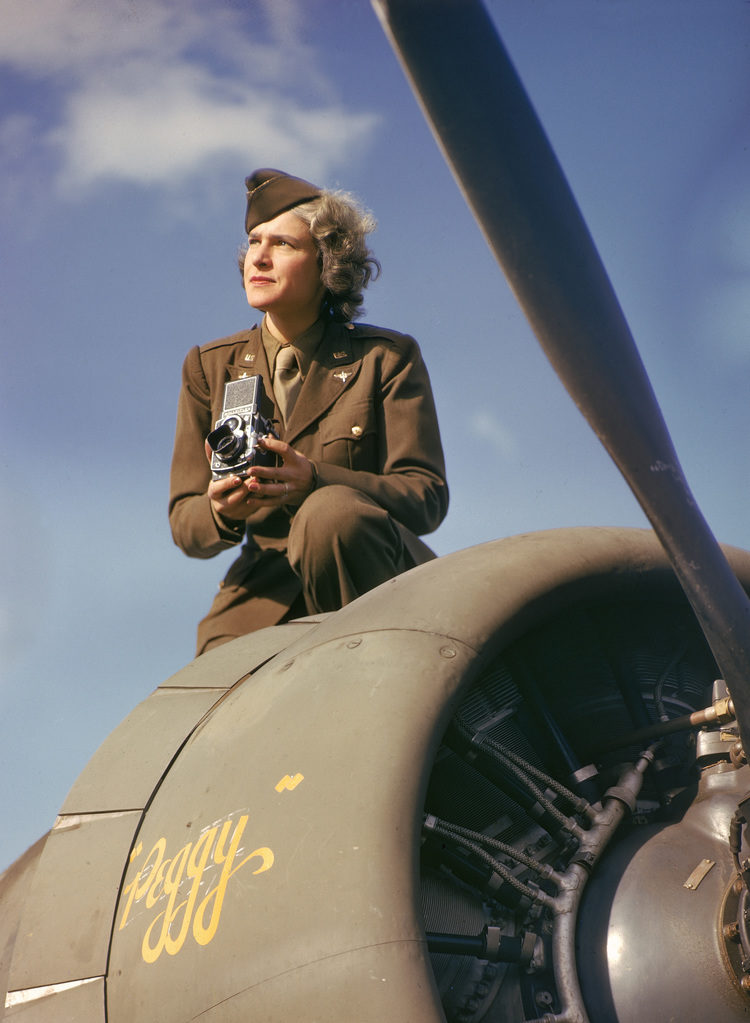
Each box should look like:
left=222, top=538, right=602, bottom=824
left=351, top=425, right=363, bottom=438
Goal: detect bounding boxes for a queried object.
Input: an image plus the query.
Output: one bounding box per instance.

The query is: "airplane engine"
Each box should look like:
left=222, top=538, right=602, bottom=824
left=4, top=526, right=750, bottom=1022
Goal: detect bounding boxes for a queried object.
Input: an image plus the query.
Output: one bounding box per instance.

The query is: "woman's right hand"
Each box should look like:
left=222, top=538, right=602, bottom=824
left=205, top=440, right=262, bottom=522
left=207, top=473, right=262, bottom=522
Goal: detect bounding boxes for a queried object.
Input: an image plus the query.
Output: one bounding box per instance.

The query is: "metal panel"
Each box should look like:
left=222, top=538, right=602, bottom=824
left=158, top=619, right=324, bottom=689
left=3, top=977, right=104, bottom=1023
left=194, top=943, right=438, bottom=1022
left=61, top=689, right=223, bottom=814
left=0, top=837, right=47, bottom=1009
left=7, top=813, right=139, bottom=992
left=106, top=629, right=467, bottom=1023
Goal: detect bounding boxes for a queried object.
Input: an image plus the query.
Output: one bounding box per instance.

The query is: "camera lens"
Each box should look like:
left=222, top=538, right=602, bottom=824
left=207, top=416, right=245, bottom=462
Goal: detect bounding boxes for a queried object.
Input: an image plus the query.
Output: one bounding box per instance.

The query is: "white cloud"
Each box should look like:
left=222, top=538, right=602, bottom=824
left=469, top=409, right=519, bottom=459
left=52, top=61, right=378, bottom=191
left=1, top=0, right=193, bottom=72
left=1, top=0, right=380, bottom=196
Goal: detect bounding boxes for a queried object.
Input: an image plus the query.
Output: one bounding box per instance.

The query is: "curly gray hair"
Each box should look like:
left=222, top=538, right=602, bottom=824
left=238, top=189, right=380, bottom=322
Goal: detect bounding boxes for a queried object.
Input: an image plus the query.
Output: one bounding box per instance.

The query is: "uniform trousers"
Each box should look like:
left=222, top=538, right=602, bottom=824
left=288, top=485, right=406, bottom=614
left=197, top=485, right=413, bottom=653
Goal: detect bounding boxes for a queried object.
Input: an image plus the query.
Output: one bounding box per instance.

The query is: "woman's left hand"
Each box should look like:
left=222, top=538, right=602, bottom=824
left=243, top=435, right=315, bottom=505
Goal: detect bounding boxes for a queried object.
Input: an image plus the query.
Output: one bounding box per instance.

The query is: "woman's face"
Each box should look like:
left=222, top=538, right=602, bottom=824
left=243, top=209, right=325, bottom=322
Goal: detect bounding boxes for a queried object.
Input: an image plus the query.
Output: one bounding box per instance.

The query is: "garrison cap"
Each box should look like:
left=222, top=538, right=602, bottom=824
left=244, top=168, right=322, bottom=234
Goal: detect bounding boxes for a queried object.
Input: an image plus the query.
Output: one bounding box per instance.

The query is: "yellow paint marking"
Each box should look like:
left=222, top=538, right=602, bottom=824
left=275, top=773, right=304, bottom=792
left=118, top=814, right=275, bottom=964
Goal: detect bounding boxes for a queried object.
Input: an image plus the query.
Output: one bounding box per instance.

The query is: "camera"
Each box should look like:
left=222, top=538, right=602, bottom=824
left=206, top=375, right=278, bottom=479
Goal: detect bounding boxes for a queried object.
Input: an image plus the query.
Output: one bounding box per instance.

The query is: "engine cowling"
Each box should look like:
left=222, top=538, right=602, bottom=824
left=4, top=527, right=750, bottom=1022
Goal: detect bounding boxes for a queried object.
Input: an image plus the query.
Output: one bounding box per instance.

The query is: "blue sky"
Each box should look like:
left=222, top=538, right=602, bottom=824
left=1, top=0, right=748, bottom=871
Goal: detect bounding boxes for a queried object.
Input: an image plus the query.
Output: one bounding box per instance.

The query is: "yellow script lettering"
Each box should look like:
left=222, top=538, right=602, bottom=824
left=118, top=811, right=276, bottom=963
left=119, top=837, right=166, bottom=931
left=193, top=815, right=274, bottom=946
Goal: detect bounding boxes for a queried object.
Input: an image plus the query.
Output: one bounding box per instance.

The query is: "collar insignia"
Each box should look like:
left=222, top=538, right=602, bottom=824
left=334, top=370, right=351, bottom=384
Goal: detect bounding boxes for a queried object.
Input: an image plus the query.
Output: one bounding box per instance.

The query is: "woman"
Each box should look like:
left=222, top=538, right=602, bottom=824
left=169, top=168, right=448, bottom=654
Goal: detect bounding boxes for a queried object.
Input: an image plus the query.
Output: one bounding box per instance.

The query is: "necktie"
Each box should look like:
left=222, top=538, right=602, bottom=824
left=273, top=345, right=302, bottom=425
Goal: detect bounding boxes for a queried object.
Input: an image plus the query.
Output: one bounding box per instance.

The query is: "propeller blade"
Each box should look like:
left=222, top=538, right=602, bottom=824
left=372, top=0, right=750, bottom=745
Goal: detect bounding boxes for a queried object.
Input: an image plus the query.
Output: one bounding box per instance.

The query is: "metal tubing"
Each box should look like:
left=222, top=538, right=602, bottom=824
left=524, top=751, right=655, bottom=1023
left=590, top=696, right=735, bottom=756
left=425, top=928, right=528, bottom=964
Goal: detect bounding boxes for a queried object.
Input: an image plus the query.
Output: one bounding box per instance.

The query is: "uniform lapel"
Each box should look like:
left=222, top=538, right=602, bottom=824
left=284, top=322, right=361, bottom=444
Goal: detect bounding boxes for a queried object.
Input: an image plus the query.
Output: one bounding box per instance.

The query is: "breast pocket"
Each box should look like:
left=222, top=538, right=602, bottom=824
left=318, top=399, right=378, bottom=470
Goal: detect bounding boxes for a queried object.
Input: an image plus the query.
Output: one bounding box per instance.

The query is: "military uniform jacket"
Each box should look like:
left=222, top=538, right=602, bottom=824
left=169, top=319, right=448, bottom=631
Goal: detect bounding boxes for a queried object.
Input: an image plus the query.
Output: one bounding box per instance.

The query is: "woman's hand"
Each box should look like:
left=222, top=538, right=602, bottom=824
left=245, top=435, right=315, bottom=505
left=207, top=471, right=262, bottom=522
left=204, top=436, right=314, bottom=520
